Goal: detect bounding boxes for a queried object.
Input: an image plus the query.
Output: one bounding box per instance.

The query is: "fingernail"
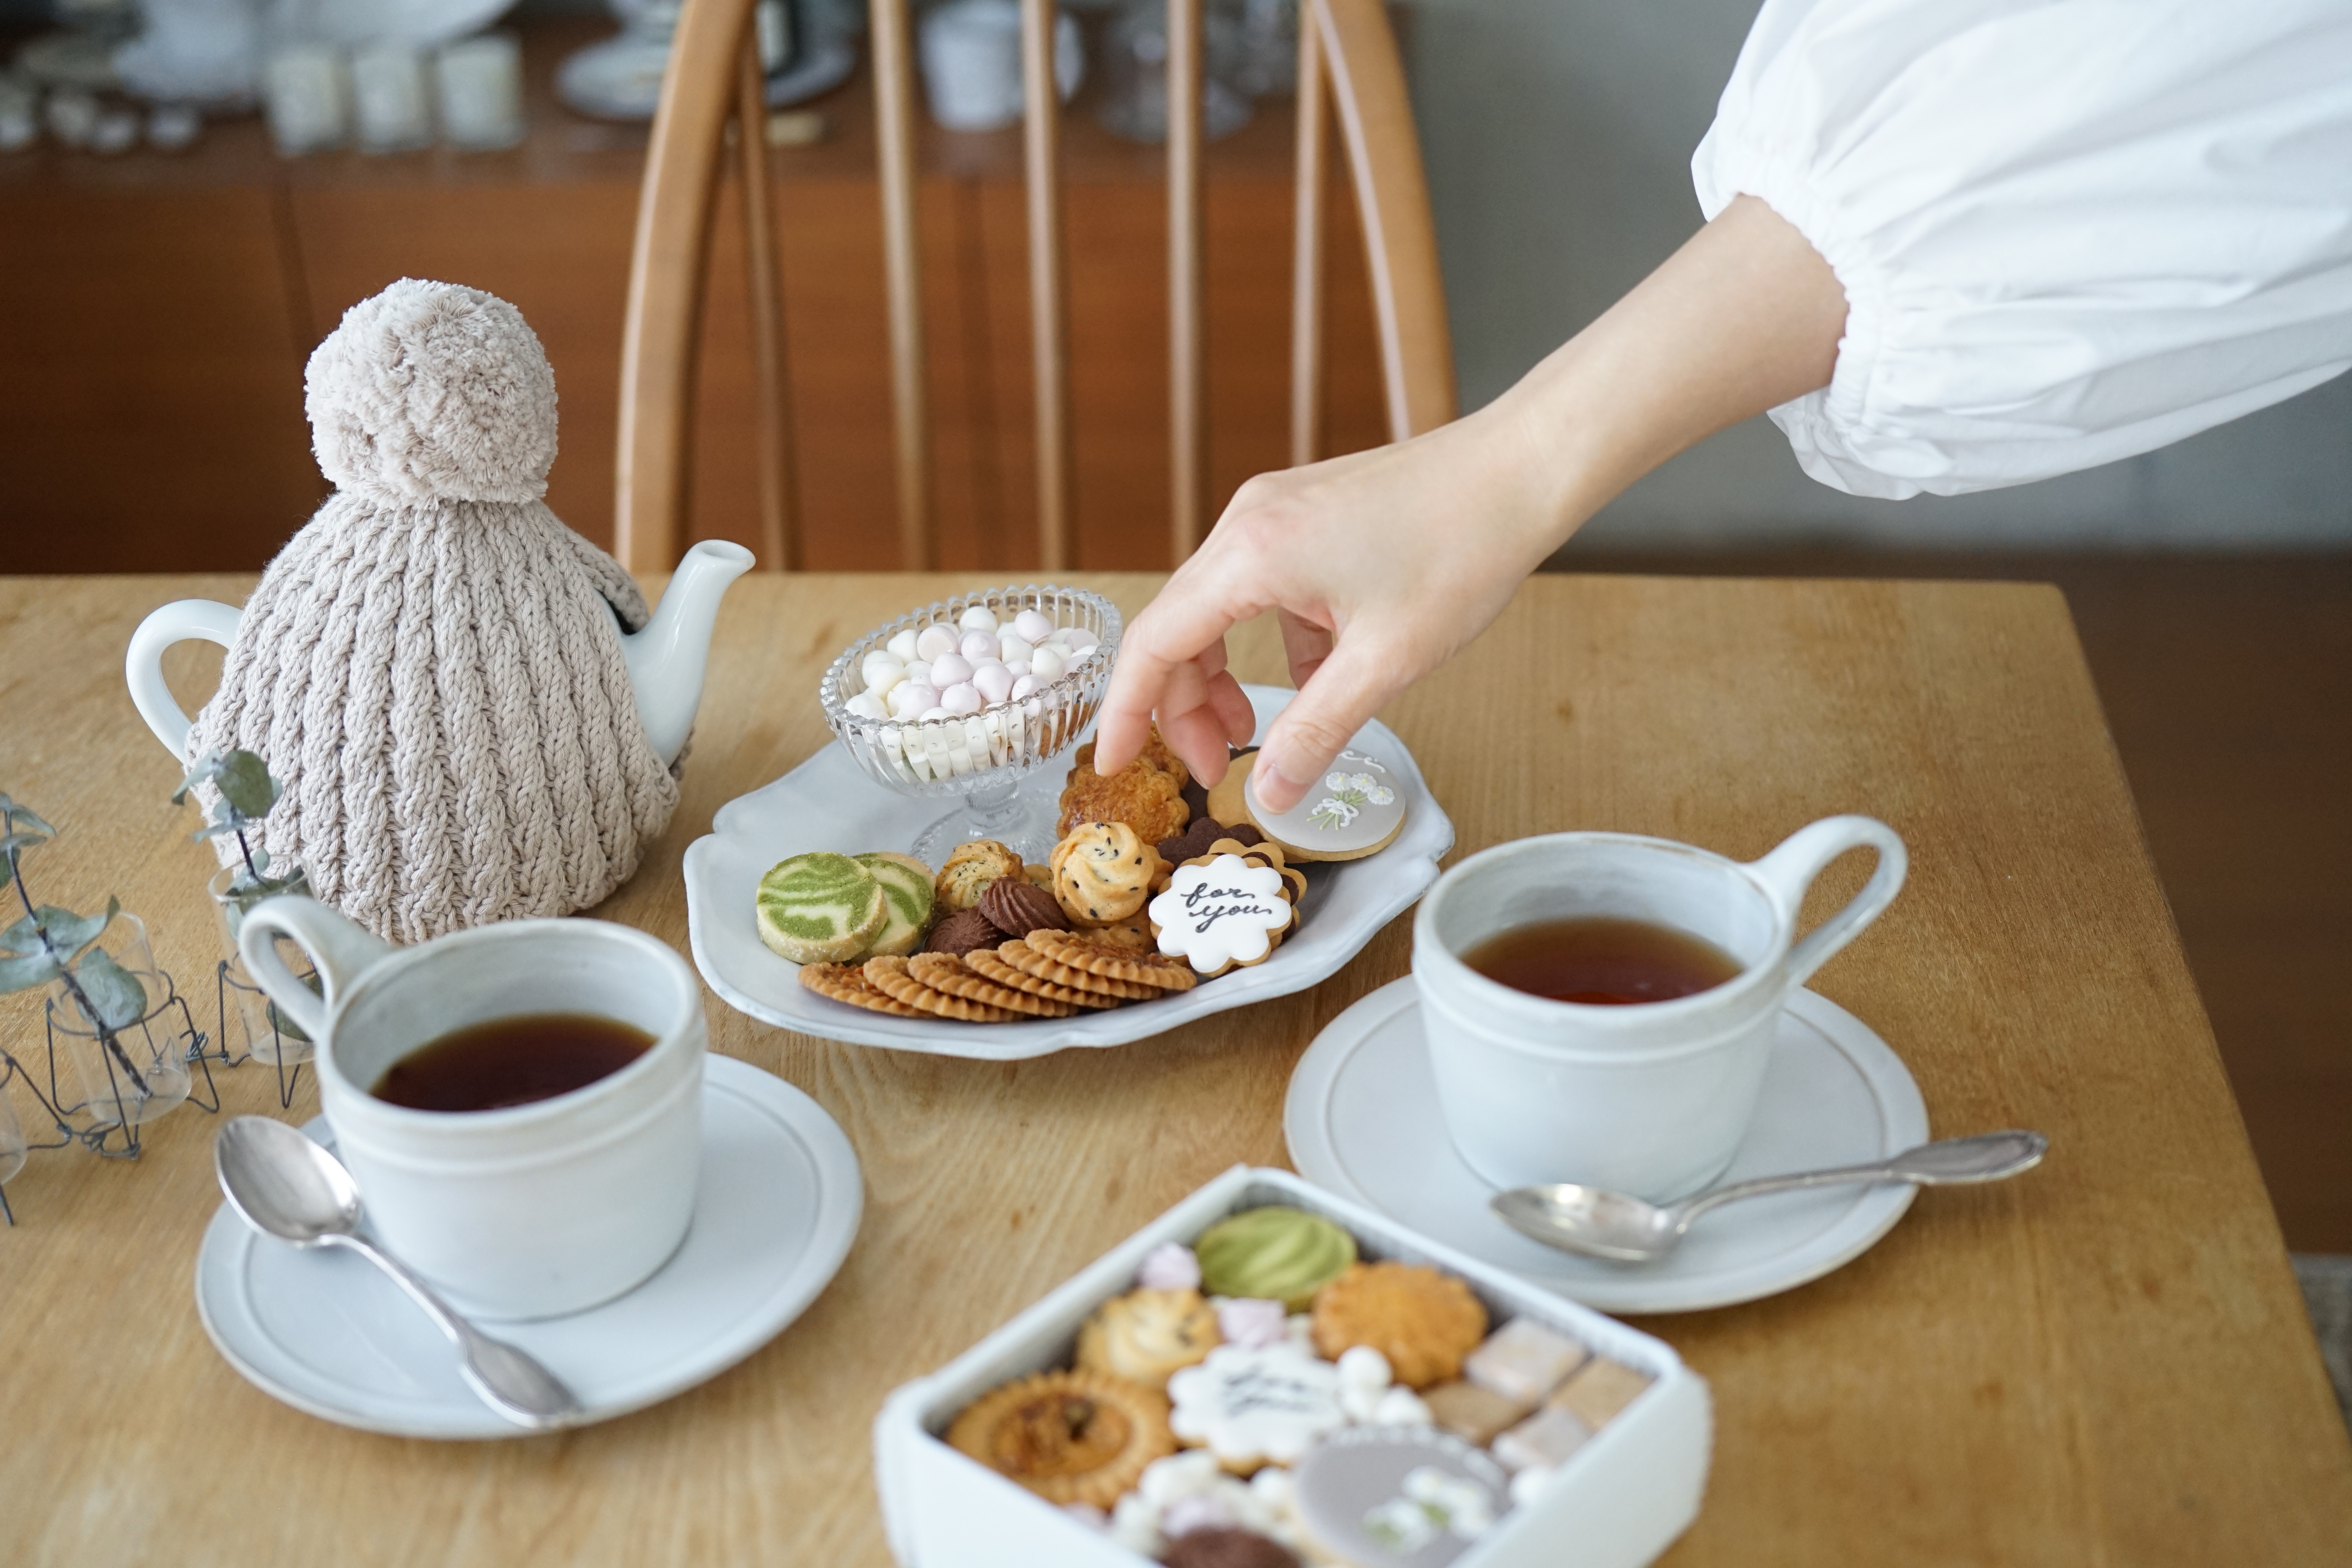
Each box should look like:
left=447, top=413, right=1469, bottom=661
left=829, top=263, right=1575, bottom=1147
left=1251, top=746, right=1308, bottom=812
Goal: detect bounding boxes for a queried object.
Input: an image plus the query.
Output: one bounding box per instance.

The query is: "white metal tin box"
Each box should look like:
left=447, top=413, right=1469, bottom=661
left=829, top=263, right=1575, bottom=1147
left=875, top=1166, right=1711, bottom=1567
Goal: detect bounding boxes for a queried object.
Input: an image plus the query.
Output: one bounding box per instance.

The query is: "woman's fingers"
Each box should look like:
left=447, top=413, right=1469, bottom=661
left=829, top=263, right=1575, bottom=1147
left=1278, top=608, right=1336, bottom=690
left=1251, top=635, right=1412, bottom=813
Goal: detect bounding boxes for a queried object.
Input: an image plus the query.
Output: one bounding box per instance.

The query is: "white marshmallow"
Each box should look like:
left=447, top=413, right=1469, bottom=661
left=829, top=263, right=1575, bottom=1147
left=941, top=682, right=983, bottom=715
left=973, top=664, right=1015, bottom=704
left=958, top=629, right=998, bottom=662
left=919, top=706, right=951, bottom=722
left=997, top=633, right=1035, bottom=665
left=889, top=682, right=940, bottom=718
left=1004, top=660, right=1030, bottom=679
left=861, top=649, right=904, bottom=683
left=844, top=692, right=888, bottom=720
left=1338, top=1345, right=1393, bottom=1390
left=958, top=604, right=999, bottom=633
left=916, top=625, right=959, bottom=661
left=929, top=652, right=974, bottom=686
left=1013, top=608, right=1056, bottom=644
left=1372, top=1387, right=1432, bottom=1426
left=1063, top=626, right=1100, bottom=652
left=1029, top=645, right=1067, bottom=683
left=865, top=666, right=906, bottom=702
left=886, top=628, right=921, bottom=662
left=1010, top=674, right=1039, bottom=699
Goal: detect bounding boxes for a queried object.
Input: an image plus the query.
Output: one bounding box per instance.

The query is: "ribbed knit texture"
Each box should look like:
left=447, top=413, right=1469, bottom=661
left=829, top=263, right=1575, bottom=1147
left=185, top=279, right=679, bottom=942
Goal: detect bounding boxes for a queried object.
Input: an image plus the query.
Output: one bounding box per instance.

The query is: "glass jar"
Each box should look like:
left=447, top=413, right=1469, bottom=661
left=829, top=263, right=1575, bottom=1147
left=46, top=911, right=190, bottom=1130
left=208, top=862, right=317, bottom=1068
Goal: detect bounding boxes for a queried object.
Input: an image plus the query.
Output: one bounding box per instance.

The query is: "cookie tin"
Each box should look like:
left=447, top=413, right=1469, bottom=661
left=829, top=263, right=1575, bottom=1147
left=874, top=1167, right=1711, bottom=1567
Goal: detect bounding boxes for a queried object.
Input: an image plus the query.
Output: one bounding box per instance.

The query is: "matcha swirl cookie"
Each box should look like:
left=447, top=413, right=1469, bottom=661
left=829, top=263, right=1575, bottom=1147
left=755, top=852, right=886, bottom=964
left=1194, top=1206, right=1359, bottom=1312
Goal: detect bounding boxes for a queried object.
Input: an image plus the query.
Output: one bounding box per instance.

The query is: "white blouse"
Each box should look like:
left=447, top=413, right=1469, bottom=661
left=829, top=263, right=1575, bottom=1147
left=1692, top=0, right=2352, bottom=499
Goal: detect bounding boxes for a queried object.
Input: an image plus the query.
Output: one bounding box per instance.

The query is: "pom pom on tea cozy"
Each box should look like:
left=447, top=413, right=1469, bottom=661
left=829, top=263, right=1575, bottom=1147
left=185, top=279, right=679, bottom=943
left=305, top=278, right=559, bottom=504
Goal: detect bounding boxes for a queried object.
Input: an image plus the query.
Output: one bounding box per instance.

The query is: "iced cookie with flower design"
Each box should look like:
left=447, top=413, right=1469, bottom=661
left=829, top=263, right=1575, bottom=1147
left=1147, top=854, right=1296, bottom=977
left=1168, top=1343, right=1347, bottom=1472
left=1291, top=1427, right=1509, bottom=1568
left=1236, top=746, right=1410, bottom=863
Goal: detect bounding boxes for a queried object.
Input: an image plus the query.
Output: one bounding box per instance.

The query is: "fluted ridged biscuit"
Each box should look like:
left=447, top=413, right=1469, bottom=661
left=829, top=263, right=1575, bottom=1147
left=966, top=945, right=1129, bottom=1009
left=798, top=960, right=927, bottom=1016
left=862, top=954, right=1021, bottom=1022
left=907, top=951, right=1078, bottom=1018
left=994, top=938, right=1165, bottom=1000
left=946, top=1368, right=1174, bottom=1508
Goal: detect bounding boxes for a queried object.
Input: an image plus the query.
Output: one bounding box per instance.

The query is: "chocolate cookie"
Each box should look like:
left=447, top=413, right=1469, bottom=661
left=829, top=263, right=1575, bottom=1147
left=924, top=906, right=1009, bottom=957
left=978, top=876, right=1069, bottom=938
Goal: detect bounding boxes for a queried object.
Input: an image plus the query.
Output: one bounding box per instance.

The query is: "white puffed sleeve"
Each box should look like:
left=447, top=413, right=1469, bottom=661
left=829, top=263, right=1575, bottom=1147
left=1692, top=0, right=2352, bottom=499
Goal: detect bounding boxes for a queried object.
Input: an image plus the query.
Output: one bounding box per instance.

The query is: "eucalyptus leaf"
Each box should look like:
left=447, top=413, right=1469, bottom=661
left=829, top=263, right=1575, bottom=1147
left=0, top=830, right=51, bottom=857
left=1, top=801, right=56, bottom=840
left=0, top=912, right=39, bottom=955
left=0, top=950, right=62, bottom=993
left=215, top=751, right=279, bottom=818
left=74, top=948, right=149, bottom=1031
left=41, top=900, right=116, bottom=964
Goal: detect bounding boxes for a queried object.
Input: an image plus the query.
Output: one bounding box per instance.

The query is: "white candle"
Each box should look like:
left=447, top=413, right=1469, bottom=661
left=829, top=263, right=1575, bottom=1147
left=262, top=44, right=350, bottom=158
left=435, top=33, right=524, bottom=152
left=351, top=42, right=433, bottom=155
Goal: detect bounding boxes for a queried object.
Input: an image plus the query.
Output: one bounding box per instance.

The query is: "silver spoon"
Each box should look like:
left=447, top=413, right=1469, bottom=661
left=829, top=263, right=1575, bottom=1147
left=213, top=1115, right=583, bottom=1430
left=1491, top=1129, right=2049, bottom=1263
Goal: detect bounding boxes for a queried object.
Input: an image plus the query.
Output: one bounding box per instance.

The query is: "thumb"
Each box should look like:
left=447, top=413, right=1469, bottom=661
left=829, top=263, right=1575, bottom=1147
left=1252, top=637, right=1407, bottom=814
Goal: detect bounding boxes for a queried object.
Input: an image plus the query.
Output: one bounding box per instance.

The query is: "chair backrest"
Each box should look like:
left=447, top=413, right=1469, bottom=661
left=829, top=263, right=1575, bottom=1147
left=615, top=0, right=1455, bottom=574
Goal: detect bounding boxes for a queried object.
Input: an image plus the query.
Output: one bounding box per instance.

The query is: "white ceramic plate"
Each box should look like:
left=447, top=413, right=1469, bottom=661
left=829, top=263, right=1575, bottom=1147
left=1285, top=977, right=1929, bottom=1314
left=683, top=686, right=1455, bottom=1060
left=194, top=1055, right=862, bottom=1439
left=310, top=0, right=515, bottom=47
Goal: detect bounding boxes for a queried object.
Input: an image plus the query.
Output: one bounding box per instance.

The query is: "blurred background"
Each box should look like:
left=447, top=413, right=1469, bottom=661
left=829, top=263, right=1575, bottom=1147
left=1, top=0, right=2344, bottom=1267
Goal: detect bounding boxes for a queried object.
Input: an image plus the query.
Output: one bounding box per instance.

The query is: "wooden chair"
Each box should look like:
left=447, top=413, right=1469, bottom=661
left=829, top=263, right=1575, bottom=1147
left=614, top=0, right=1455, bottom=574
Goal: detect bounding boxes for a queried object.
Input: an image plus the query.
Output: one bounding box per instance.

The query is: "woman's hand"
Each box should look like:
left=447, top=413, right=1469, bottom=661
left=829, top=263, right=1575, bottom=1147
left=1095, top=196, right=1847, bottom=812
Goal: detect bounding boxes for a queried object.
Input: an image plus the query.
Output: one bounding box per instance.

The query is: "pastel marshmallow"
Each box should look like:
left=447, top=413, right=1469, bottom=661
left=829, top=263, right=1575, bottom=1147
left=998, top=633, right=1035, bottom=665
left=861, top=649, right=905, bottom=684
left=844, top=692, right=888, bottom=721
left=1029, top=645, right=1067, bottom=682
left=1013, top=608, right=1055, bottom=644
left=972, top=664, right=1015, bottom=704
left=1009, top=674, right=1040, bottom=700
left=958, top=629, right=998, bottom=662
left=864, top=666, right=906, bottom=702
left=929, top=652, right=974, bottom=686
left=958, top=604, right=999, bottom=632
left=1062, top=626, right=1099, bottom=652
left=941, top=682, right=983, bottom=715
left=915, top=625, right=958, bottom=661
left=886, top=627, right=922, bottom=662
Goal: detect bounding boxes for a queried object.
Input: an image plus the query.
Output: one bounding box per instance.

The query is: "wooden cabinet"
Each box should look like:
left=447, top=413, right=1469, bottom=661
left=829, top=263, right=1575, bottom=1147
left=0, top=17, right=1389, bottom=573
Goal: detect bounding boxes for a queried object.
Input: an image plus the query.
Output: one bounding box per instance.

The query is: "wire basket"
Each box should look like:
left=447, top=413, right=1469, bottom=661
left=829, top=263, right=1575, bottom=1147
left=817, top=584, right=1122, bottom=864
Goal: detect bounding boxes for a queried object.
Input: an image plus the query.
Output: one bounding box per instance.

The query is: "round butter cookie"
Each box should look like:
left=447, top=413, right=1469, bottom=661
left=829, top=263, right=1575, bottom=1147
left=1311, top=1261, right=1489, bottom=1390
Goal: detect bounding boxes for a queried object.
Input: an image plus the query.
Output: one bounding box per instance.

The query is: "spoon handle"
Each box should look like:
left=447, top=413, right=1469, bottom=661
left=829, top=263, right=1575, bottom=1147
left=1677, top=1131, right=2049, bottom=1223
left=327, top=1234, right=583, bottom=1428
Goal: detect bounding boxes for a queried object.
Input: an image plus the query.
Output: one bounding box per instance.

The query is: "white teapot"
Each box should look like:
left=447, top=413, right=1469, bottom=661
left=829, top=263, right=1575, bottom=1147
left=123, top=279, right=753, bottom=942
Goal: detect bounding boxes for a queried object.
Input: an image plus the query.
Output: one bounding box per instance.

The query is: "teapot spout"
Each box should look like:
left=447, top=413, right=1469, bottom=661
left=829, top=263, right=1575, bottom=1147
left=621, top=540, right=755, bottom=767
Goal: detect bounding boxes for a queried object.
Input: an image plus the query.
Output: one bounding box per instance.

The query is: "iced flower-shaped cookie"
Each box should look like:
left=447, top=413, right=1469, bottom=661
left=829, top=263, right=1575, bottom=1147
left=1168, top=1343, right=1345, bottom=1471
left=1148, top=854, right=1295, bottom=976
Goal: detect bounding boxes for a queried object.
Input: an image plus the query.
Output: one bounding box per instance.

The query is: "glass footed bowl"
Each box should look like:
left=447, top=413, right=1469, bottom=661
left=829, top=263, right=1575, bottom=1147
left=818, top=584, right=1122, bottom=865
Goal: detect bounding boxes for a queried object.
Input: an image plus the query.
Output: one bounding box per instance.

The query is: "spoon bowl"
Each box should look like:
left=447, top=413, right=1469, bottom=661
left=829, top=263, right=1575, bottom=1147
left=213, top=1116, right=583, bottom=1428
left=1493, top=1130, right=2048, bottom=1264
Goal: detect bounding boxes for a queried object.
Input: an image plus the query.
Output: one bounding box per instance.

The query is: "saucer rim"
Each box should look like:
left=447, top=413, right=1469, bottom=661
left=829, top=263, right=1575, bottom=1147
left=192, top=1053, right=863, bottom=1439
left=1284, top=976, right=1928, bottom=1314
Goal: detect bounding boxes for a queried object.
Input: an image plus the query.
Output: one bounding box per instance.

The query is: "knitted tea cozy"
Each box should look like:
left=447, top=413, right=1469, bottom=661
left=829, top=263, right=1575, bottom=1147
left=186, top=279, right=680, bottom=942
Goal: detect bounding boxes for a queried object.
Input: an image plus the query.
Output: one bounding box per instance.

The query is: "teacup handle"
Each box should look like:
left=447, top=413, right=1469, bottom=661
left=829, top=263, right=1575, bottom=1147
left=125, top=599, right=243, bottom=758
left=1747, top=815, right=1909, bottom=989
left=237, top=896, right=394, bottom=1043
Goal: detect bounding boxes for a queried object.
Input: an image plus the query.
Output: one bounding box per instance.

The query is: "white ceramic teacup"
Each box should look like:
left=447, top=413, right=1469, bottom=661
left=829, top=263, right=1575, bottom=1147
left=1412, top=817, right=1907, bottom=1202
left=238, top=898, right=706, bottom=1321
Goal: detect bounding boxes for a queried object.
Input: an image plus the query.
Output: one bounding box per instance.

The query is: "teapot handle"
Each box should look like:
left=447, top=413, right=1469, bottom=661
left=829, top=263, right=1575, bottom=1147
left=125, top=600, right=243, bottom=759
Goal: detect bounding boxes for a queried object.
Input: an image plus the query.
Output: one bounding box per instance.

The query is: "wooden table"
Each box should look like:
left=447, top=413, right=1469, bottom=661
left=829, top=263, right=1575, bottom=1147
left=2, top=572, right=2347, bottom=1567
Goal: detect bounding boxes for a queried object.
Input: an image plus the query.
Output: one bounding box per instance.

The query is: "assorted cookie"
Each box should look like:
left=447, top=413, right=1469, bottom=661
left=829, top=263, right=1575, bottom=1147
left=946, top=1209, right=1656, bottom=1564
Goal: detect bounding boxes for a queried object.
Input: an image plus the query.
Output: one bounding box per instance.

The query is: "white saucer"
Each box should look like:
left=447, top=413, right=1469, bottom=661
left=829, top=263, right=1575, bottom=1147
left=1284, top=978, right=1929, bottom=1314
left=195, top=1056, right=863, bottom=1439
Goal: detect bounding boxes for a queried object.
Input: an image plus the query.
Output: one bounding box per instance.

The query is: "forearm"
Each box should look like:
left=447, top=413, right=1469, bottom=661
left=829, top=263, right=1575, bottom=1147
left=1478, top=194, right=1848, bottom=548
